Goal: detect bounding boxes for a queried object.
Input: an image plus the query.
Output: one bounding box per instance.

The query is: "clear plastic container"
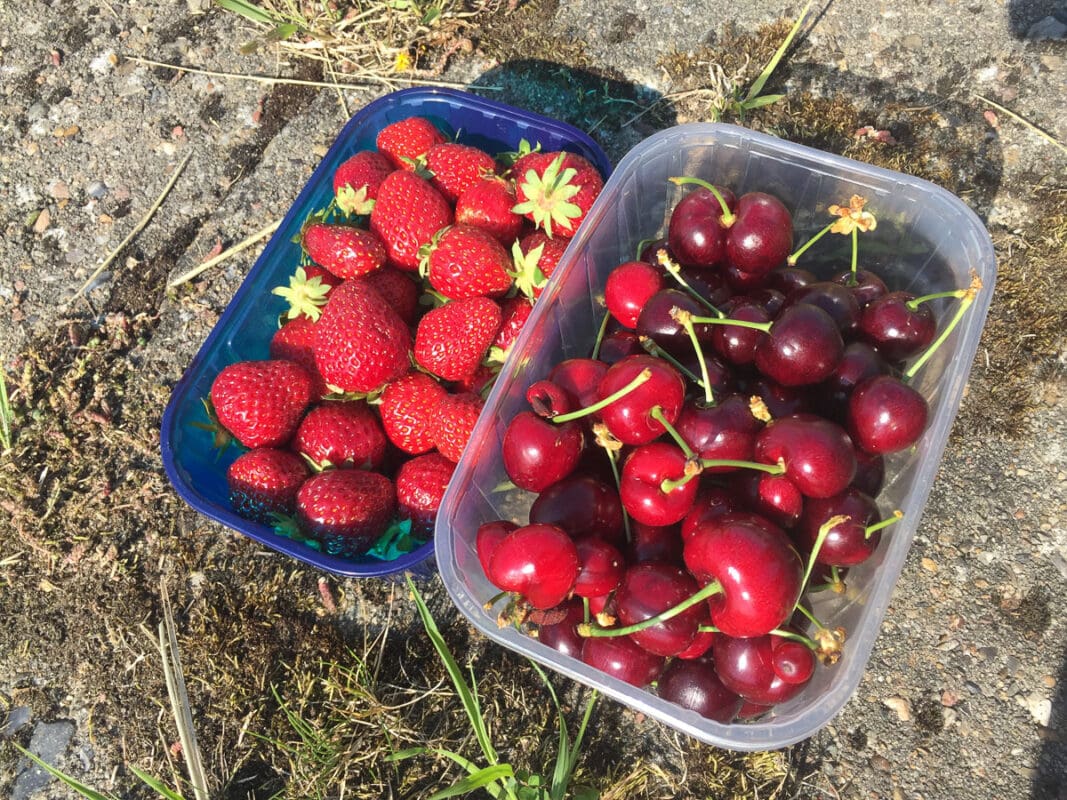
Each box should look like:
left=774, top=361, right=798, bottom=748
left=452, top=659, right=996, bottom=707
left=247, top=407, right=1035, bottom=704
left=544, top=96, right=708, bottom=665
left=160, top=88, right=613, bottom=579
left=434, top=122, right=996, bottom=748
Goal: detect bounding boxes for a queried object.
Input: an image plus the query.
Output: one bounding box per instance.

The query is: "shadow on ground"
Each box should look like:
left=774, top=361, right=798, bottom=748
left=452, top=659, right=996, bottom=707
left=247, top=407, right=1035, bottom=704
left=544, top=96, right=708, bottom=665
left=1033, top=643, right=1067, bottom=799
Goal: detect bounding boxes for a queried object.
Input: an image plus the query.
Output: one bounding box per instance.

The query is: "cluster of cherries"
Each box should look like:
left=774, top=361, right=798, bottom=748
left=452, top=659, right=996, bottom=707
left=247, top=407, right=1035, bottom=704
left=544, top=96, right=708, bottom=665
left=473, top=179, right=981, bottom=723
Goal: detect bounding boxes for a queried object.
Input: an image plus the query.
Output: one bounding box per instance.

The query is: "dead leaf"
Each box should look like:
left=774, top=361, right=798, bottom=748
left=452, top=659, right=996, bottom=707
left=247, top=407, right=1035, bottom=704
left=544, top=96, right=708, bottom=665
left=32, top=207, right=51, bottom=234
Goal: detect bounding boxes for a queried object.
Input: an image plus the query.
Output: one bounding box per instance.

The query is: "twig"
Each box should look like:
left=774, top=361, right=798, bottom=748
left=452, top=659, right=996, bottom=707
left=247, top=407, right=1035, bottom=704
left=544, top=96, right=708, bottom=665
left=167, top=219, right=282, bottom=287
left=974, top=93, right=1067, bottom=155
left=125, top=55, right=500, bottom=91
left=73, top=152, right=192, bottom=300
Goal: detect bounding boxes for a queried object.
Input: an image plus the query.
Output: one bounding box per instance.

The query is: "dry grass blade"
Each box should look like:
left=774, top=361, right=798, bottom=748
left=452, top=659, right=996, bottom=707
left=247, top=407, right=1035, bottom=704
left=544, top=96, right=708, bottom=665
left=167, top=219, right=282, bottom=288
left=973, top=93, right=1067, bottom=156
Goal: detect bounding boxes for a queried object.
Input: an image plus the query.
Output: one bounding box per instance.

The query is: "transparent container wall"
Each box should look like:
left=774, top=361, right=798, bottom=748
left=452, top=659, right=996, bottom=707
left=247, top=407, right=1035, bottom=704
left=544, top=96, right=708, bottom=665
left=436, top=123, right=995, bottom=749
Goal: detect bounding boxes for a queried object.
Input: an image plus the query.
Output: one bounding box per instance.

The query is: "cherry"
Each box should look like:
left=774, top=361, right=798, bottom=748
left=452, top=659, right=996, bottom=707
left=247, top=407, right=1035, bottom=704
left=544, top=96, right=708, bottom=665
left=832, top=267, right=887, bottom=307
left=754, top=414, right=857, bottom=499
left=858, top=291, right=936, bottom=361
left=596, top=355, right=686, bottom=445
left=710, top=299, right=771, bottom=366
left=638, top=236, right=671, bottom=264
left=674, top=627, right=717, bottom=660
left=657, top=658, right=743, bottom=723
left=637, top=289, right=716, bottom=359
left=476, top=519, right=517, bottom=575
left=722, top=260, right=772, bottom=292
left=730, top=470, right=804, bottom=529
left=626, top=521, right=684, bottom=565
left=815, top=341, right=890, bottom=424
left=675, top=394, right=764, bottom=471
left=597, top=329, right=645, bottom=364
left=785, top=280, right=861, bottom=336
left=753, top=304, right=844, bottom=387
left=848, top=374, right=929, bottom=454
left=525, top=379, right=576, bottom=418
left=619, top=442, right=699, bottom=527
left=683, top=515, right=803, bottom=638
left=767, top=266, right=817, bottom=295
left=573, top=536, right=626, bottom=598
left=725, top=192, right=794, bottom=276
left=502, top=411, right=585, bottom=492
left=747, top=288, right=787, bottom=317
left=771, top=634, right=817, bottom=685
left=605, top=260, right=665, bottom=328
left=797, top=488, right=884, bottom=567
left=851, top=448, right=886, bottom=496
left=581, top=634, right=665, bottom=688
left=536, top=599, right=586, bottom=659
left=549, top=358, right=608, bottom=412
left=487, top=523, right=580, bottom=610
left=612, top=562, right=706, bottom=657
left=712, top=632, right=810, bottom=706
left=745, top=375, right=814, bottom=418
left=681, top=486, right=744, bottom=541
left=529, top=473, right=624, bottom=543
left=667, top=184, right=737, bottom=267
left=674, top=264, right=732, bottom=308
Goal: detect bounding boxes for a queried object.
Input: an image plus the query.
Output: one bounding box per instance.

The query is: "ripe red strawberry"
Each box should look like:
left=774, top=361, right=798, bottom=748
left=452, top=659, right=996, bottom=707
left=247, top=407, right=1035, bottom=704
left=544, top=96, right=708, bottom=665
left=379, top=372, right=448, bottom=455
left=513, top=151, right=603, bottom=238
left=272, top=265, right=341, bottom=321
left=210, top=359, right=313, bottom=448
left=302, top=223, right=387, bottom=279
left=488, top=296, right=534, bottom=364
left=359, top=267, right=420, bottom=326
left=227, top=447, right=309, bottom=522
left=433, top=391, right=485, bottom=462
left=511, top=231, right=569, bottom=299
left=370, top=170, right=453, bottom=271
left=395, top=451, right=457, bottom=537
left=423, top=224, right=514, bottom=300
left=333, top=150, right=394, bottom=215
left=292, top=401, right=387, bottom=470
left=296, top=470, right=396, bottom=558
left=455, top=176, right=525, bottom=243
left=376, top=116, right=446, bottom=171
left=270, top=316, right=329, bottom=399
left=425, top=142, right=497, bottom=202
left=313, top=280, right=412, bottom=393
left=414, top=296, right=502, bottom=382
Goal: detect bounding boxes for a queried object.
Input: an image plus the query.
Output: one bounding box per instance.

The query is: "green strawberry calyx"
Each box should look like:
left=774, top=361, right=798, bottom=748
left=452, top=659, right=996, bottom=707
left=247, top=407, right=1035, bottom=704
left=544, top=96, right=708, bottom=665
left=335, top=183, right=375, bottom=216
left=271, top=266, right=332, bottom=321
left=511, top=152, right=581, bottom=238
left=189, top=396, right=235, bottom=457
left=508, top=239, right=547, bottom=301
left=269, top=513, right=322, bottom=550
left=496, top=137, right=541, bottom=169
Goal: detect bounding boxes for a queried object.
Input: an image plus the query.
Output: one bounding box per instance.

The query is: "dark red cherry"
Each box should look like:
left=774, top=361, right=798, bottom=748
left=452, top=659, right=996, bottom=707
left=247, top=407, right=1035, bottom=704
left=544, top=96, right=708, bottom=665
left=536, top=599, right=585, bottom=659
left=502, top=411, right=585, bottom=493
left=626, top=521, right=684, bottom=565
left=476, top=520, right=517, bottom=575
left=745, top=375, right=814, bottom=418
left=675, top=394, right=763, bottom=471
left=581, top=634, right=665, bottom=688
left=771, top=635, right=816, bottom=685
left=722, top=260, right=772, bottom=292
left=675, top=628, right=717, bottom=660
left=754, top=304, right=844, bottom=387
left=636, top=289, right=716, bottom=359
left=550, top=358, right=609, bottom=412
left=573, top=537, right=626, bottom=598
left=851, top=448, right=886, bottom=496
left=526, top=379, right=576, bottom=418
left=848, top=374, right=929, bottom=454
left=529, top=473, right=624, bottom=543
left=619, top=442, right=699, bottom=527
left=713, top=632, right=809, bottom=706
left=667, top=185, right=737, bottom=267
left=711, top=299, right=771, bottom=366
left=597, top=330, right=645, bottom=364
left=797, top=487, right=881, bottom=567
left=487, top=523, right=580, bottom=610
left=605, top=260, right=665, bottom=328
left=657, top=658, right=743, bottom=722
left=816, top=341, right=890, bottom=424
left=832, top=268, right=888, bottom=307
left=725, top=192, right=793, bottom=276
left=767, top=266, right=817, bottom=295
left=681, top=486, right=745, bottom=542
left=858, top=291, right=937, bottom=361
left=786, top=280, right=861, bottom=337
left=639, top=237, right=671, bottom=264
left=754, top=414, right=857, bottom=499
left=729, top=470, right=804, bottom=529
left=676, top=265, right=733, bottom=308
left=597, top=355, right=686, bottom=445
left=747, top=288, right=787, bottom=317
left=614, top=562, right=706, bottom=657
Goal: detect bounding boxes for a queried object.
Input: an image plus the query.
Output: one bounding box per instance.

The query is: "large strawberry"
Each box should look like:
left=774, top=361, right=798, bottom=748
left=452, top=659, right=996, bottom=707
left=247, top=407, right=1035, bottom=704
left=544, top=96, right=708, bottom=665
left=333, top=149, right=394, bottom=215
left=269, top=316, right=328, bottom=399
left=302, top=223, right=386, bottom=280
left=513, top=151, right=603, bottom=238
left=210, top=359, right=313, bottom=448
left=413, top=296, right=502, bottom=382
left=296, top=470, right=396, bottom=558
left=292, top=401, right=387, bottom=470
left=425, top=142, right=497, bottom=202
left=370, top=170, right=453, bottom=271
left=395, top=451, right=457, bottom=537
left=376, top=116, right=446, bottom=171
left=360, top=267, right=420, bottom=326
left=313, top=280, right=412, bottom=393
left=422, top=224, right=513, bottom=300
left=379, top=372, right=448, bottom=455
left=227, top=447, right=309, bottom=522
left=455, top=176, right=525, bottom=244
left=433, top=391, right=485, bottom=462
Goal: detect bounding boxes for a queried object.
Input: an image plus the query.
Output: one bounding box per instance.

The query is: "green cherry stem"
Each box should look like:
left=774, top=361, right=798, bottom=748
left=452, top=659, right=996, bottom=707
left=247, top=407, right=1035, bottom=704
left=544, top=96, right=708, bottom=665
left=639, top=337, right=705, bottom=387
left=578, top=580, right=724, bottom=638
left=659, top=457, right=784, bottom=494
left=656, top=249, right=725, bottom=318
left=674, top=307, right=716, bottom=406
left=484, top=590, right=511, bottom=611
left=552, top=368, right=652, bottom=424
left=793, top=602, right=828, bottom=631
left=904, top=273, right=983, bottom=380
left=767, top=626, right=820, bottom=651
left=602, top=441, right=633, bottom=544
left=786, top=220, right=835, bottom=266
left=866, top=509, right=904, bottom=540
left=649, top=405, right=695, bottom=458
left=905, top=289, right=969, bottom=310
left=850, top=227, right=859, bottom=282
left=591, top=310, right=611, bottom=361
left=687, top=313, right=773, bottom=333
left=582, top=595, right=591, bottom=626
left=799, top=514, right=850, bottom=601
left=668, top=176, right=736, bottom=225
left=696, top=624, right=721, bottom=634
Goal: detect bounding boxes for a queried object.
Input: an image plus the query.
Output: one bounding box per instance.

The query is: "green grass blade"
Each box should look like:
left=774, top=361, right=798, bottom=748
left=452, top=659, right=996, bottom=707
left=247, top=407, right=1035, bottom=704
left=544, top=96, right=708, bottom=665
left=741, top=93, right=786, bottom=110
left=215, top=0, right=281, bottom=24
left=0, top=364, right=11, bottom=452
left=429, top=764, right=515, bottom=800
left=10, top=743, right=115, bottom=800
left=745, top=0, right=812, bottom=102
left=386, top=746, right=430, bottom=762
left=128, top=766, right=189, bottom=800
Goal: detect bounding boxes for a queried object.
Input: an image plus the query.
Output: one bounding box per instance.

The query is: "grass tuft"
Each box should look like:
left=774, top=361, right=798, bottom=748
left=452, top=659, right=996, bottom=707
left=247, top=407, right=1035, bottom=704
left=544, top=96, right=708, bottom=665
left=0, top=363, right=12, bottom=454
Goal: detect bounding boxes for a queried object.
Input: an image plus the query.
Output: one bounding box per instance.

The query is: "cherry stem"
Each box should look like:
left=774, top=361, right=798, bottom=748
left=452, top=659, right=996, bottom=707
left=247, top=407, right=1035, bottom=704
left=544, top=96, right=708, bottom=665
left=799, top=514, right=850, bottom=601
left=659, top=460, right=704, bottom=494
left=604, top=445, right=633, bottom=544
left=850, top=227, right=859, bottom=281
left=696, top=625, right=721, bottom=634
left=767, top=627, right=819, bottom=651
left=866, top=509, right=904, bottom=540
left=793, top=602, right=828, bottom=631
left=687, top=314, right=773, bottom=333
left=656, top=249, right=725, bottom=318
left=699, top=457, right=785, bottom=474
left=787, top=221, right=835, bottom=266
left=640, top=337, right=704, bottom=387
left=552, top=368, right=652, bottom=423
left=484, top=590, right=511, bottom=610
left=578, top=580, right=724, bottom=638
left=650, top=405, right=695, bottom=458
left=582, top=595, right=591, bottom=626
left=904, top=273, right=982, bottom=380
left=591, top=311, right=611, bottom=361
left=905, top=289, right=968, bottom=310
left=668, top=176, right=736, bottom=225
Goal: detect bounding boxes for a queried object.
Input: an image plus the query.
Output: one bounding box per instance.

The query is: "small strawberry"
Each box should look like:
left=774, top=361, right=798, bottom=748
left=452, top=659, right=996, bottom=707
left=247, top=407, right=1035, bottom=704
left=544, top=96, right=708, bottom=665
left=292, top=401, right=387, bottom=471
left=413, top=296, right=502, bottom=382
left=513, top=151, right=604, bottom=238
left=433, top=391, right=485, bottom=462
left=453, top=364, right=496, bottom=395
left=270, top=316, right=329, bottom=398
left=302, top=222, right=387, bottom=280
left=227, top=447, right=309, bottom=522
left=455, top=176, right=525, bottom=243
left=425, top=142, right=497, bottom=202
left=487, top=296, right=534, bottom=364
left=313, top=280, right=412, bottom=393
left=379, top=372, right=448, bottom=455
left=370, top=170, right=453, bottom=271
left=511, top=232, right=569, bottom=299
left=395, top=451, right=457, bottom=537
left=296, top=470, right=396, bottom=558
left=498, top=138, right=543, bottom=176
left=210, top=359, right=313, bottom=448
left=376, top=116, right=446, bottom=171
left=360, top=267, right=420, bottom=326
left=272, top=265, right=341, bottom=321
left=333, top=150, right=394, bottom=215
left=422, top=224, right=514, bottom=300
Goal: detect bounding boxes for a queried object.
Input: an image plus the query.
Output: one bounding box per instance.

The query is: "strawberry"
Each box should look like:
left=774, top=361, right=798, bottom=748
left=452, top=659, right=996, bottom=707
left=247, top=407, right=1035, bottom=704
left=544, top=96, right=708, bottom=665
left=488, top=296, right=534, bottom=364
left=227, top=447, right=309, bottom=522
left=210, top=359, right=313, bottom=448
left=296, top=470, right=396, bottom=558
left=453, top=364, right=497, bottom=395
left=455, top=176, right=525, bottom=243
left=333, top=150, right=394, bottom=215
left=413, top=296, right=502, bottom=382
left=313, top=280, right=412, bottom=393
left=433, top=391, right=485, bottom=462
left=513, top=151, right=604, bottom=238
left=292, top=401, right=387, bottom=470
left=269, top=316, right=329, bottom=399
left=511, top=231, right=569, bottom=299
left=360, top=267, right=420, bottom=326
left=370, top=170, right=453, bottom=271
left=379, top=372, right=448, bottom=455
left=272, top=265, right=341, bottom=321
left=302, top=223, right=387, bottom=280
left=422, top=224, right=514, bottom=300
left=425, top=142, right=497, bottom=202
left=395, top=451, right=457, bottom=537
left=376, top=116, right=446, bottom=171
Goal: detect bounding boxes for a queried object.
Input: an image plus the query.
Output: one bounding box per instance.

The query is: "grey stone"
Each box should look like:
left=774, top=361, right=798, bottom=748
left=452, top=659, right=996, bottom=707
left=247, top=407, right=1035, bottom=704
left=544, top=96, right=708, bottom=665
left=13, top=721, right=75, bottom=800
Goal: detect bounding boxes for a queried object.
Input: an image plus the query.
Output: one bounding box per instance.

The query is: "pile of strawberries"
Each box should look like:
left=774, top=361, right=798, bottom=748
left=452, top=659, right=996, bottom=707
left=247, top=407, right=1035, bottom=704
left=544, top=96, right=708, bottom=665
left=205, top=115, right=605, bottom=560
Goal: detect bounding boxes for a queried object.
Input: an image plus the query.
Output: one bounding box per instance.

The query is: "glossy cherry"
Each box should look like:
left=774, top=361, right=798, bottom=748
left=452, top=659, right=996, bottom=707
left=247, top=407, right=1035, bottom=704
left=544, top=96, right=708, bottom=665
left=597, top=355, right=686, bottom=445
left=767, top=266, right=817, bottom=295
left=502, top=411, right=584, bottom=493
left=525, top=379, right=576, bottom=418
left=680, top=486, right=745, bottom=541
left=797, top=487, right=882, bottom=567
left=725, top=192, right=794, bottom=276
left=487, top=523, right=580, bottom=610
left=833, top=267, right=888, bottom=307
left=848, top=374, right=929, bottom=454
left=549, top=358, right=609, bottom=412
left=619, top=442, right=699, bottom=527
left=816, top=341, right=890, bottom=424
left=475, top=519, right=517, bottom=575
left=581, top=634, right=665, bottom=688
left=851, top=448, right=886, bottom=496
left=786, top=280, right=861, bottom=336
left=754, top=304, right=844, bottom=387
left=667, top=185, right=737, bottom=267
left=597, top=330, right=645, bottom=364
left=675, top=394, right=764, bottom=470
left=637, top=289, right=716, bottom=359
left=730, top=470, right=805, bottom=529
left=754, top=414, right=857, bottom=499
left=711, top=299, right=771, bottom=366
left=657, top=657, right=743, bottom=723
left=536, top=599, right=585, bottom=659
left=573, top=536, right=626, bottom=599
left=613, top=562, right=706, bottom=657
left=626, top=521, right=684, bottom=565
left=529, top=473, right=624, bottom=543
left=858, top=290, right=937, bottom=361
left=713, top=631, right=811, bottom=705
left=605, top=260, right=665, bottom=328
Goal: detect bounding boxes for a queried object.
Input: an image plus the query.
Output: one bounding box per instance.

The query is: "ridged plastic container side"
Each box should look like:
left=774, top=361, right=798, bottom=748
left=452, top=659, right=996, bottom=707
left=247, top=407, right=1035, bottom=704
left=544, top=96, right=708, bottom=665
left=435, top=122, right=995, bottom=748
left=160, top=87, right=613, bottom=579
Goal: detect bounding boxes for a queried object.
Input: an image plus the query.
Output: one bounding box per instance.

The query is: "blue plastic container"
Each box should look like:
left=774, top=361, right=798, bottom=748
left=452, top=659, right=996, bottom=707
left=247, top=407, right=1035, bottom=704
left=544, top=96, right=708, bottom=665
left=160, top=88, right=613, bottom=578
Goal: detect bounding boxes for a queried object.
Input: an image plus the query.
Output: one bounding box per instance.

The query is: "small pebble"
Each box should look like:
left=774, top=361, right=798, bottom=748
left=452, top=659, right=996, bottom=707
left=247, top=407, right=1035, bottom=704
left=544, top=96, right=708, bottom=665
left=86, top=181, right=108, bottom=199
